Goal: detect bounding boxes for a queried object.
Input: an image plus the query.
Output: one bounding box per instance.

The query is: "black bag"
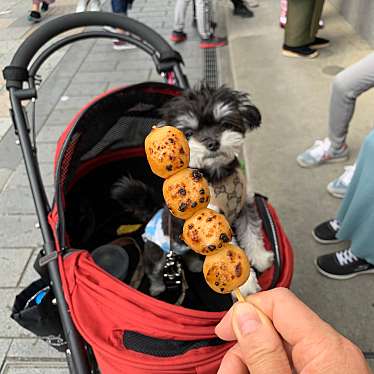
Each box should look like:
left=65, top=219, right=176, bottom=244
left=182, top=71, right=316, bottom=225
left=11, top=278, right=67, bottom=352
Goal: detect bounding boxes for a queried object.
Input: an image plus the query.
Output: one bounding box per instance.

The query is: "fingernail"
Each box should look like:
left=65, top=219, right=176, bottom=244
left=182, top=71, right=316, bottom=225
left=233, top=302, right=262, bottom=336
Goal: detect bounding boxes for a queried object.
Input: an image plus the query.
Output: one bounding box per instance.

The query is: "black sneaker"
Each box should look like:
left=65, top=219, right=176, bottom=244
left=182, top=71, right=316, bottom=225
left=282, top=44, right=319, bottom=59
left=233, top=4, right=254, bottom=18
left=170, top=30, right=187, bottom=43
left=315, top=248, right=374, bottom=279
left=312, top=219, right=343, bottom=244
left=307, top=37, right=330, bottom=49
left=27, top=10, right=41, bottom=22
left=41, top=2, right=49, bottom=12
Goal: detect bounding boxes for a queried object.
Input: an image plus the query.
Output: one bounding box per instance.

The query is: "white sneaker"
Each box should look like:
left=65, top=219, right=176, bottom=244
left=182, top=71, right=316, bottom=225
left=327, top=164, right=356, bottom=198
left=88, top=0, right=101, bottom=11
left=297, top=138, right=349, bottom=168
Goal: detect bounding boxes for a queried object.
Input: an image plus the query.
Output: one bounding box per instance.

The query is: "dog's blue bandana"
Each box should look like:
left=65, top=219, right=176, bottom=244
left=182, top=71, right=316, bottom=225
left=142, top=209, right=170, bottom=252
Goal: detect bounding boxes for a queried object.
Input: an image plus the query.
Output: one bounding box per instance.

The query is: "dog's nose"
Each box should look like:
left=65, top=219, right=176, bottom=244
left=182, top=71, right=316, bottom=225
left=207, top=140, right=220, bottom=151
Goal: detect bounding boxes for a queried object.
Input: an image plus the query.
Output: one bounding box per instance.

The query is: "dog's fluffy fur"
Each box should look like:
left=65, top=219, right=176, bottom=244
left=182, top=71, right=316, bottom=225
left=112, top=83, right=274, bottom=298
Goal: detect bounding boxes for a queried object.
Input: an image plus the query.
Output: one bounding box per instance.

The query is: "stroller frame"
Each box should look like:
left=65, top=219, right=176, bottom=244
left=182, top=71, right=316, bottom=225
left=3, top=12, right=189, bottom=374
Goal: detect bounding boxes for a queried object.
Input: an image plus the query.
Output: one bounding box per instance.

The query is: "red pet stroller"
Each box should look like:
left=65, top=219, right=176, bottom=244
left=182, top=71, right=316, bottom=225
left=3, top=13, right=293, bottom=374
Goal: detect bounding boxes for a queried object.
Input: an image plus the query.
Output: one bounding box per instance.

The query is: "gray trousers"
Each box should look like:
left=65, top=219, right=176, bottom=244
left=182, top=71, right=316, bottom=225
left=174, top=0, right=212, bottom=39
left=329, top=52, right=374, bottom=149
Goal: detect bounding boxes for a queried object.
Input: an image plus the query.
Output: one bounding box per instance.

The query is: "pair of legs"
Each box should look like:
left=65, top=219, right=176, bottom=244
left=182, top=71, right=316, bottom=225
left=279, top=0, right=324, bottom=29
left=313, top=130, right=374, bottom=279
left=171, top=0, right=255, bottom=48
left=297, top=52, right=374, bottom=197
left=171, top=0, right=227, bottom=48
left=103, top=0, right=135, bottom=50
left=282, top=0, right=328, bottom=58
left=28, top=0, right=54, bottom=22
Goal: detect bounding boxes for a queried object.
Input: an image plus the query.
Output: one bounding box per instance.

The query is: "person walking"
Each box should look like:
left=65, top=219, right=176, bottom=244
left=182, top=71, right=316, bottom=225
left=297, top=52, right=374, bottom=198
left=312, top=130, right=374, bottom=279
left=28, top=0, right=54, bottom=22
left=170, top=0, right=227, bottom=49
left=282, top=0, right=328, bottom=58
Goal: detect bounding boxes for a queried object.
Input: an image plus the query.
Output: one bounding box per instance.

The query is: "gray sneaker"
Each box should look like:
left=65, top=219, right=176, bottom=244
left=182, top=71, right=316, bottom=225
left=297, top=138, right=348, bottom=168
left=327, top=164, right=356, bottom=198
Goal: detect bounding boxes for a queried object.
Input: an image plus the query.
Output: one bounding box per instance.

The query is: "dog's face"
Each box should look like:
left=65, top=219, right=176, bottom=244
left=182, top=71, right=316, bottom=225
left=161, top=84, right=261, bottom=170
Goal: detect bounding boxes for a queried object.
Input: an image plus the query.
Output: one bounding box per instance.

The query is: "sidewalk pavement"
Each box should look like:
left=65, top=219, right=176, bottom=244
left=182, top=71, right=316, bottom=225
left=0, top=0, right=374, bottom=372
left=225, top=0, right=374, bottom=367
left=0, top=0, right=206, bottom=372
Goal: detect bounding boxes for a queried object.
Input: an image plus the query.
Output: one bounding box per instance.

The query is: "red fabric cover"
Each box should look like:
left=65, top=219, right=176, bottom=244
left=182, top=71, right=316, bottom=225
left=49, top=84, right=293, bottom=373
left=55, top=201, right=293, bottom=374
left=258, top=202, right=294, bottom=290
left=60, top=251, right=234, bottom=374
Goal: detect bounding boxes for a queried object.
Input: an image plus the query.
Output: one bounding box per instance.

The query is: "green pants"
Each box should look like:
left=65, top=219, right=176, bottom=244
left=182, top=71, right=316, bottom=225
left=285, top=0, right=325, bottom=47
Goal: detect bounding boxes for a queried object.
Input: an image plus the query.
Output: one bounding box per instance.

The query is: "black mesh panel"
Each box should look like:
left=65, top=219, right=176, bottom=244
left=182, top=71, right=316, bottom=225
left=57, top=82, right=183, bottom=197
left=123, top=330, right=225, bottom=357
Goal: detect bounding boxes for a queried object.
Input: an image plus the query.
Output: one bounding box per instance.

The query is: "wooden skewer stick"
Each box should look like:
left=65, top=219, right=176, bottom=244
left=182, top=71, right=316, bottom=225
left=234, top=288, right=246, bottom=303
left=234, top=288, right=270, bottom=325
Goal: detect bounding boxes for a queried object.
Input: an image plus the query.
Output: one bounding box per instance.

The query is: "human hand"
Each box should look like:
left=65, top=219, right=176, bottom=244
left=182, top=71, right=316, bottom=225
left=215, top=288, right=371, bottom=374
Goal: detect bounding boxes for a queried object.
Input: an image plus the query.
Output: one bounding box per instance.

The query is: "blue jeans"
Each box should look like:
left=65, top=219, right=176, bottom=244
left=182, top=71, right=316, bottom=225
left=111, top=0, right=129, bottom=14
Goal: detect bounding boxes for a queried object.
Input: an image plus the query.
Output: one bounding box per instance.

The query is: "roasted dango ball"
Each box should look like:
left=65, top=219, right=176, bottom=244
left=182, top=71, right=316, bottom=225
left=182, top=208, right=233, bottom=255
left=163, top=168, right=210, bottom=220
left=203, top=244, right=250, bottom=294
left=145, top=125, right=190, bottom=178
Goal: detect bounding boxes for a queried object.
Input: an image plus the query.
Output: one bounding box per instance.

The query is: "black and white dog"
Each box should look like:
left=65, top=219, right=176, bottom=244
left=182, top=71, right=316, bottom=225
left=112, top=84, right=274, bottom=297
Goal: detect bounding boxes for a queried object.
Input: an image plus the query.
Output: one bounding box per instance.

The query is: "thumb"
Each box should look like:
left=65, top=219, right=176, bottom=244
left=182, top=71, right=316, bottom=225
left=232, top=302, right=292, bottom=374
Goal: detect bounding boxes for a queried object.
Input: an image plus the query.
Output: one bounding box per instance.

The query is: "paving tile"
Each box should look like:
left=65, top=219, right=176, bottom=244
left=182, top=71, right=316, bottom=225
left=0, top=248, right=32, bottom=287
left=0, top=215, right=42, bottom=248
left=0, top=186, right=53, bottom=215
left=7, top=338, right=65, bottom=359
left=73, top=71, right=150, bottom=84
left=35, top=143, right=57, bottom=163
left=33, top=78, right=72, bottom=117
left=19, top=250, right=38, bottom=289
left=0, top=19, right=14, bottom=28
left=0, top=27, right=28, bottom=41
left=1, top=366, right=69, bottom=374
left=85, top=49, right=147, bottom=62
left=36, top=126, right=66, bottom=144
left=8, top=163, right=54, bottom=188
left=63, top=82, right=108, bottom=97
left=116, top=58, right=154, bottom=71
left=0, top=117, right=12, bottom=142
left=77, top=59, right=118, bottom=73
left=0, top=338, right=12, bottom=367
left=0, top=288, right=33, bottom=337
left=53, top=96, right=93, bottom=112
left=0, top=124, right=23, bottom=170
left=0, top=168, right=12, bottom=192
left=0, top=92, right=11, bottom=118
left=46, top=109, right=80, bottom=126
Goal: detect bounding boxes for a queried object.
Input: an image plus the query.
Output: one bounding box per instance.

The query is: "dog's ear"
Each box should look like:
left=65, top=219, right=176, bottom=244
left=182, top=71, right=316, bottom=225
left=237, top=92, right=261, bottom=131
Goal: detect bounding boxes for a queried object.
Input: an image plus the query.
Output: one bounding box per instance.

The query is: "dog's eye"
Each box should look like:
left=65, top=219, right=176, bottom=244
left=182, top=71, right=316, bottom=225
left=184, top=129, right=193, bottom=139
left=221, top=122, right=232, bottom=130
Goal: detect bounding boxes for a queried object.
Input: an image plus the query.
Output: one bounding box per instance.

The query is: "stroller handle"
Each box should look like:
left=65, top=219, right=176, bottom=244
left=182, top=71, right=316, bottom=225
left=4, top=12, right=183, bottom=87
